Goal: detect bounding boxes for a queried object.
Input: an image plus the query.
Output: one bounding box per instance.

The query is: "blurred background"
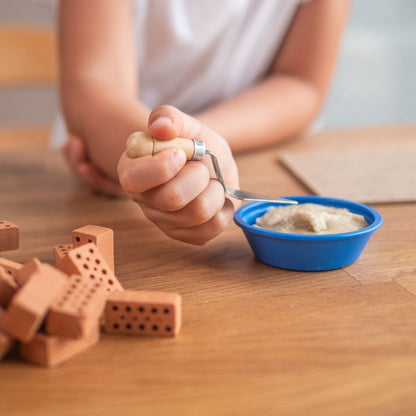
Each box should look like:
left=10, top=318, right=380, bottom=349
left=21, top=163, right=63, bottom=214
left=0, top=0, right=415, bottom=148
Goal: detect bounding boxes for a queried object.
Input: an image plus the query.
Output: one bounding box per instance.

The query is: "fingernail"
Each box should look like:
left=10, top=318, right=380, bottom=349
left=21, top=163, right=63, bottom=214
left=150, top=116, right=173, bottom=129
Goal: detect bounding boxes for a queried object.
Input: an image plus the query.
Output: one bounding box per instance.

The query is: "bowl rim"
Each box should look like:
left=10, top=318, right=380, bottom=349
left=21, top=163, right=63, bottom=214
left=234, top=195, right=383, bottom=241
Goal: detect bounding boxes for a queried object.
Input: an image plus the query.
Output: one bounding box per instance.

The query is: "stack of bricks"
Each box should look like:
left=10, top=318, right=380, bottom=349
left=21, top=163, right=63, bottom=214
left=0, top=222, right=182, bottom=367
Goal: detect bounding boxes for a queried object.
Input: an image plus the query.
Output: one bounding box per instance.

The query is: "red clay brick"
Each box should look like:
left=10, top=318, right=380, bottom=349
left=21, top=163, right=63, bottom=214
left=104, top=290, right=181, bottom=337
left=14, top=257, right=42, bottom=286
left=20, top=324, right=100, bottom=367
left=0, top=258, right=22, bottom=280
left=1, top=264, right=68, bottom=342
left=45, top=275, right=107, bottom=339
left=53, top=243, right=73, bottom=266
left=56, top=243, right=123, bottom=293
left=0, top=221, right=19, bottom=252
left=0, top=308, right=14, bottom=359
left=0, top=266, right=18, bottom=308
left=72, top=225, right=114, bottom=271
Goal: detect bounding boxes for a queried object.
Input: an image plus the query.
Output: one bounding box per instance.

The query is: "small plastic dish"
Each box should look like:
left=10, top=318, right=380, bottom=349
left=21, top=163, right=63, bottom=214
left=234, top=195, right=383, bottom=271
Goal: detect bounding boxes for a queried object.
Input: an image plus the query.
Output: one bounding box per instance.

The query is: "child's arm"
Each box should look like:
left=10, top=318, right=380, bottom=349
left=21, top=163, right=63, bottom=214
left=59, top=0, right=238, bottom=244
left=59, top=0, right=149, bottom=182
left=196, top=0, right=351, bottom=152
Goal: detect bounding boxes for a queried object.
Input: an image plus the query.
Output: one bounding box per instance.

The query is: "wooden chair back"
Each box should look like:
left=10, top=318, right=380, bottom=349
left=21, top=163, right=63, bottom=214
left=0, top=25, right=58, bottom=150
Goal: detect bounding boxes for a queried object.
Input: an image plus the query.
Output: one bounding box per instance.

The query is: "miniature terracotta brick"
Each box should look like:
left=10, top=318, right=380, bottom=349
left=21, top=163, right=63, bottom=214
left=0, top=257, right=22, bottom=280
left=0, top=266, right=18, bottom=308
left=0, top=221, right=19, bottom=252
left=53, top=243, right=73, bottom=266
left=0, top=308, right=14, bottom=359
left=45, top=275, right=107, bottom=339
left=104, top=290, right=181, bottom=337
left=72, top=225, right=114, bottom=271
left=20, top=324, right=100, bottom=367
left=14, top=257, right=42, bottom=286
left=0, top=330, right=13, bottom=359
left=1, top=264, right=68, bottom=342
left=56, top=243, right=123, bottom=293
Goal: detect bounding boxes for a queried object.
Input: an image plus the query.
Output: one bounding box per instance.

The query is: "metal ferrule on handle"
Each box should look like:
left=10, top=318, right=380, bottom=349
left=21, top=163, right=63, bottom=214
left=192, top=140, right=205, bottom=161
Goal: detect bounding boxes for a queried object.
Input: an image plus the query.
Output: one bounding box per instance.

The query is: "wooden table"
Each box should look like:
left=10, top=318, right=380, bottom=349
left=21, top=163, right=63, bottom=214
left=1, top=125, right=416, bottom=416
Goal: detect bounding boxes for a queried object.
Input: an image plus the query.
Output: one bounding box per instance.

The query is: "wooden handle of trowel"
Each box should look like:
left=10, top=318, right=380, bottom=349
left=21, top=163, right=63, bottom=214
left=126, top=131, right=205, bottom=161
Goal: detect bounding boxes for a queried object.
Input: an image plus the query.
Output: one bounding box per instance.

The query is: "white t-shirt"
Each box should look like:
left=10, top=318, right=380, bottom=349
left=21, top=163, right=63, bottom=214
left=52, top=0, right=307, bottom=146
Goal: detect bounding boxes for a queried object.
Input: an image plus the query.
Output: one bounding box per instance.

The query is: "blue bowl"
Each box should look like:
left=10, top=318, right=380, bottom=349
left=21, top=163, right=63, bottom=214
left=234, top=196, right=383, bottom=271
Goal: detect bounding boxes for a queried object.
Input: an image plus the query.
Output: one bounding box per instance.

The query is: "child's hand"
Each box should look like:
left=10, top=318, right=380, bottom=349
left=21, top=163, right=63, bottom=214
left=117, top=105, right=239, bottom=245
left=63, top=134, right=126, bottom=197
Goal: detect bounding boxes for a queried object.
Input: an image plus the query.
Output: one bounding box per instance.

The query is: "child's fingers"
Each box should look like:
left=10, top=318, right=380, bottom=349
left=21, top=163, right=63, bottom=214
left=63, top=134, right=87, bottom=168
left=135, top=179, right=226, bottom=229
left=78, top=163, right=126, bottom=197
left=117, top=148, right=187, bottom=194
left=133, top=161, right=210, bottom=212
left=147, top=105, right=239, bottom=191
left=162, top=199, right=235, bottom=245
left=148, top=105, right=212, bottom=146
left=62, top=134, right=125, bottom=197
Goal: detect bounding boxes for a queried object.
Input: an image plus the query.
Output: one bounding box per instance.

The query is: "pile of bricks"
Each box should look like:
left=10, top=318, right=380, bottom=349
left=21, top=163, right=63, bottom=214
left=0, top=222, right=181, bottom=367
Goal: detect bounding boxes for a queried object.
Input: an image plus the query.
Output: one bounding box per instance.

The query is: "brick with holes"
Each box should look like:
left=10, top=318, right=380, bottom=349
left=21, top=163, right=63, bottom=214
left=72, top=225, right=114, bottom=271
left=1, top=264, right=68, bottom=342
left=20, top=323, right=100, bottom=367
left=53, top=243, right=73, bottom=266
left=0, top=258, right=22, bottom=281
left=0, top=266, right=18, bottom=308
left=0, top=220, right=19, bottom=252
left=45, top=275, right=107, bottom=339
left=104, top=290, right=181, bottom=337
left=56, top=243, right=123, bottom=293
left=0, top=308, right=14, bottom=359
left=14, top=257, right=42, bottom=286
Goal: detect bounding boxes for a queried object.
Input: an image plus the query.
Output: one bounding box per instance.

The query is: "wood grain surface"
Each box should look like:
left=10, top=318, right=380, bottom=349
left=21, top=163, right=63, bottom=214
left=1, top=125, right=416, bottom=416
